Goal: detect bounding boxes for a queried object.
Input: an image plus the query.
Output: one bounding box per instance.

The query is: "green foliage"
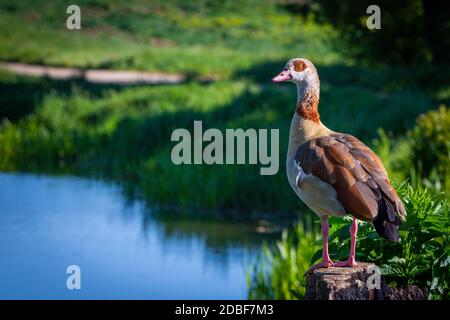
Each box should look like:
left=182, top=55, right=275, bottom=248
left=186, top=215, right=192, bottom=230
left=410, top=106, right=450, bottom=194
left=371, top=106, right=450, bottom=197
left=247, top=220, right=320, bottom=300
left=248, top=183, right=449, bottom=300
left=321, top=183, right=449, bottom=300
left=371, top=128, right=412, bottom=183
left=314, top=0, right=450, bottom=65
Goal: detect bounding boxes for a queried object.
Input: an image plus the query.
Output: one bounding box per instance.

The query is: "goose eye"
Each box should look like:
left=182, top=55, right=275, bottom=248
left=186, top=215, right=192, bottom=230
left=293, top=60, right=306, bottom=72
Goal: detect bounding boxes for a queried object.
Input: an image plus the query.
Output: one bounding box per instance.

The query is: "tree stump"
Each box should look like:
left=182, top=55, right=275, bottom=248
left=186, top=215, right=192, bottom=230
left=304, top=262, right=428, bottom=300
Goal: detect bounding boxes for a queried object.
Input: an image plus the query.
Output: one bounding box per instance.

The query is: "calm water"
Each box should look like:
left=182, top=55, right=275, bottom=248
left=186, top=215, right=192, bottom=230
left=0, top=173, right=284, bottom=299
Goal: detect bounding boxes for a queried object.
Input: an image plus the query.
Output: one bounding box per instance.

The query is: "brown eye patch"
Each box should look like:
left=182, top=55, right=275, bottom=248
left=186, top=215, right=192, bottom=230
left=293, top=60, right=306, bottom=72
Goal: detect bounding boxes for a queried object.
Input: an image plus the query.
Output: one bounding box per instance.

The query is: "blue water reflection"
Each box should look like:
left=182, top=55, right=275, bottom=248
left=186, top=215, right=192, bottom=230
left=0, top=173, right=284, bottom=299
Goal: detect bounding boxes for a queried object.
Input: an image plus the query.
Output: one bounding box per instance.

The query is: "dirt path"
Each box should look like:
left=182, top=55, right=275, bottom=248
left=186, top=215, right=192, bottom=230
left=0, top=61, right=187, bottom=85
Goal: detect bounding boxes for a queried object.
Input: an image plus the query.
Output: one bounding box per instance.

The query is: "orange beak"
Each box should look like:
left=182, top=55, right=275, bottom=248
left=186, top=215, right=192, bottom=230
left=272, top=68, right=292, bottom=83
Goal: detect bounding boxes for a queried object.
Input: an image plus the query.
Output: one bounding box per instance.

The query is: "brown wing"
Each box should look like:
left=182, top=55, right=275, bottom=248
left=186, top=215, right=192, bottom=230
left=334, top=134, right=406, bottom=222
left=295, top=133, right=406, bottom=224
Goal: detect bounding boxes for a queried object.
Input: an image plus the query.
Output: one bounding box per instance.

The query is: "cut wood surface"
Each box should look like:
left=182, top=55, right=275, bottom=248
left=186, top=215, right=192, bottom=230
left=304, top=262, right=428, bottom=300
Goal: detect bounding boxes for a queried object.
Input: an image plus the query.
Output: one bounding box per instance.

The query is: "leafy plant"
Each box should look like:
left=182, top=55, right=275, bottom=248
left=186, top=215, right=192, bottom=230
left=248, top=183, right=449, bottom=300
left=322, top=182, right=449, bottom=299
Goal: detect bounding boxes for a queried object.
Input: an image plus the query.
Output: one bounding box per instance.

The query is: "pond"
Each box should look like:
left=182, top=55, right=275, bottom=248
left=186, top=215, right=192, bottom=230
left=0, top=173, right=288, bottom=299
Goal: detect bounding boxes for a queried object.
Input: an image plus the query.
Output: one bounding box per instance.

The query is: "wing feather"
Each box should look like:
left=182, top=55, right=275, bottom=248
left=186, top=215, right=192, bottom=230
left=295, top=133, right=406, bottom=223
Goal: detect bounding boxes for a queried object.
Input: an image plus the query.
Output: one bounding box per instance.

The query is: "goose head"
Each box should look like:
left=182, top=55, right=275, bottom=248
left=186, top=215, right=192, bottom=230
left=272, top=58, right=319, bottom=88
left=273, top=58, right=321, bottom=123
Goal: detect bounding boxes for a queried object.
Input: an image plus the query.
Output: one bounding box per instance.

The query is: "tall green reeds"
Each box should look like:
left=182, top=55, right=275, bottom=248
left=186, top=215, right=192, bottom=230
left=247, top=218, right=320, bottom=299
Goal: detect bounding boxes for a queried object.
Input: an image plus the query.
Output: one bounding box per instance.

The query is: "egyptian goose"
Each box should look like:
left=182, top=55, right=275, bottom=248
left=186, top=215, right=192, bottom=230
left=273, top=58, right=406, bottom=272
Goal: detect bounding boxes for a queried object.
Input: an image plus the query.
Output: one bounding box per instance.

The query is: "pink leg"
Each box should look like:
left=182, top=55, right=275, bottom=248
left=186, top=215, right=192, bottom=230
left=334, top=217, right=358, bottom=267
left=305, top=216, right=334, bottom=274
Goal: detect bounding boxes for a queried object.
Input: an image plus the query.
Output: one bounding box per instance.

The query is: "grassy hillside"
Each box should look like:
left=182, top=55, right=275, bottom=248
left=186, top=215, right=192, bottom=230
left=0, top=0, right=339, bottom=77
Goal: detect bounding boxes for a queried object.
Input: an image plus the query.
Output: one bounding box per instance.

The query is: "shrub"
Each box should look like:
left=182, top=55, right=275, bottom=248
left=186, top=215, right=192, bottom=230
left=410, top=106, right=450, bottom=193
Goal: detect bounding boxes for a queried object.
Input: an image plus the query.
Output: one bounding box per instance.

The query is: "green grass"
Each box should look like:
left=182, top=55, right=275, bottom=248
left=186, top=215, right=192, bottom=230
left=0, top=0, right=340, bottom=78
left=247, top=219, right=320, bottom=300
